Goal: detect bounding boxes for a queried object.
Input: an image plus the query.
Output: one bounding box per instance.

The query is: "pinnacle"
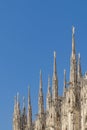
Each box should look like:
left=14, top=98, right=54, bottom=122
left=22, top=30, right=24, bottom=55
left=54, top=51, right=56, bottom=58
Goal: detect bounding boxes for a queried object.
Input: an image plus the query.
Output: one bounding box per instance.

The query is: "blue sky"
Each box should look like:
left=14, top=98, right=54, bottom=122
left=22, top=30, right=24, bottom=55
left=0, top=0, right=87, bottom=130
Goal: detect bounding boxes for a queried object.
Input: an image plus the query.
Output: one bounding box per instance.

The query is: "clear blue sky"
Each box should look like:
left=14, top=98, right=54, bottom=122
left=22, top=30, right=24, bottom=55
left=0, top=0, right=87, bottom=130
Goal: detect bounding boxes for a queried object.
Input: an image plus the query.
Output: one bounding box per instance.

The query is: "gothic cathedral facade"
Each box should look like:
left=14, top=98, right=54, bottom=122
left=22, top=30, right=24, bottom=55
left=13, top=27, right=87, bottom=130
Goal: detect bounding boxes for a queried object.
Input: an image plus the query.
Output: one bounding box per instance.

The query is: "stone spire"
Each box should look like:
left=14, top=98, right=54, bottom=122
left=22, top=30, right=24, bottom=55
left=46, top=75, right=52, bottom=111
left=27, top=87, right=32, bottom=130
left=28, top=87, right=31, bottom=107
left=53, top=51, right=57, bottom=77
left=13, top=93, right=21, bottom=130
left=16, top=92, right=20, bottom=116
left=70, top=26, right=77, bottom=85
left=63, top=69, right=66, bottom=97
left=13, top=96, right=17, bottom=130
left=22, top=97, right=26, bottom=115
left=52, top=51, right=58, bottom=104
left=38, top=70, right=44, bottom=115
left=77, top=53, right=82, bottom=79
left=21, top=97, right=27, bottom=130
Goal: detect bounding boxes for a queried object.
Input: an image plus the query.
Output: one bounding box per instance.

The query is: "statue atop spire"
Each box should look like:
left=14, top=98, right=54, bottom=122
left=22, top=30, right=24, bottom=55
left=53, top=51, right=57, bottom=77
left=72, top=26, right=76, bottom=57
left=54, top=51, right=56, bottom=58
left=72, top=26, right=75, bottom=35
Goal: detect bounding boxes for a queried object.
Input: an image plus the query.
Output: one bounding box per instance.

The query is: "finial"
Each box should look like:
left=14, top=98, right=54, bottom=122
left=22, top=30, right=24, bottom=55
left=28, top=86, right=31, bottom=106
left=53, top=51, right=57, bottom=77
left=71, top=25, right=76, bottom=57
left=64, top=69, right=66, bottom=88
left=17, top=92, right=19, bottom=103
left=48, top=75, right=50, bottom=87
left=28, top=86, right=30, bottom=96
left=64, top=69, right=66, bottom=76
left=78, top=53, right=80, bottom=59
left=72, top=26, right=75, bottom=35
left=40, top=69, right=42, bottom=88
left=14, top=96, right=17, bottom=105
left=78, top=53, right=81, bottom=64
left=40, top=69, right=42, bottom=80
left=54, top=51, right=56, bottom=58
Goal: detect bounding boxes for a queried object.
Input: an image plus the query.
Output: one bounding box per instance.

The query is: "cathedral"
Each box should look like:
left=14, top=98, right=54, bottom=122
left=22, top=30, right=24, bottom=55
left=13, top=27, right=87, bottom=130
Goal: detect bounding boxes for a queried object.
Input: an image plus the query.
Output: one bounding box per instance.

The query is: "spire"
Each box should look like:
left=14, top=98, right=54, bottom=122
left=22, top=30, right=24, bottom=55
left=72, top=26, right=76, bottom=57
left=52, top=51, right=58, bottom=104
left=38, top=70, right=44, bottom=115
left=27, top=87, right=32, bottom=130
left=63, top=69, right=66, bottom=97
left=53, top=51, right=57, bottom=78
left=14, top=96, right=17, bottom=105
left=17, top=92, right=19, bottom=103
left=16, top=92, right=20, bottom=112
left=22, top=96, right=26, bottom=115
left=13, top=93, right=21, bottom=130
left=46, top=75, right=52, bottom=111
left=70, top=26, right=77, bottom=84
left=77, top=53, right=82, bottom=79
left=28, top=86, right=31, bottom=106
left=21, top=97, right=27, bottom=130
left=40, top=70, right=42, bottom=90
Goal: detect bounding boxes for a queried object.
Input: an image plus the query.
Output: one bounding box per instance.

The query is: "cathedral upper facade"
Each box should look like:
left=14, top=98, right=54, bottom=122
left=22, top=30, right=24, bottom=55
left=13, top=27, right=87, bottom=130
